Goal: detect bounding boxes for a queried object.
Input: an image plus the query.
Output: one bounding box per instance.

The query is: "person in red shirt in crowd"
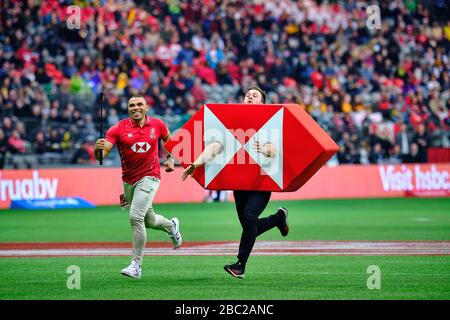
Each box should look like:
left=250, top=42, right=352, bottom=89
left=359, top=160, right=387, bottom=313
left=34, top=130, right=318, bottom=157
left=8, top=129, right=27, bottom=154
left=94, top=95, right=182, bottom=279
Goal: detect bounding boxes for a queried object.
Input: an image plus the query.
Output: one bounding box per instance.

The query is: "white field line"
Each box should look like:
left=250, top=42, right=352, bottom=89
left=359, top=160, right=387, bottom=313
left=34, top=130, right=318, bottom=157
left=0, top=241, right=449, bottom=257
left=1, top=251, right=449, bottom=257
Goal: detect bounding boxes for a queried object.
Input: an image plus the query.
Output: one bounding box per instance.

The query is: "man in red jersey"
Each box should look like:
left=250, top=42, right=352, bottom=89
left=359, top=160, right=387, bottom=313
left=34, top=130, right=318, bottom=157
left=94, top=95, right=182, bottom=279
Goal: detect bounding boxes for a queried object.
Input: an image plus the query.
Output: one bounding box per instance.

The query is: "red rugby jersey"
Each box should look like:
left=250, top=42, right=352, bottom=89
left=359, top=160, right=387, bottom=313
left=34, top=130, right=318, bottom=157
left=105, top=116, right=169, bottom=184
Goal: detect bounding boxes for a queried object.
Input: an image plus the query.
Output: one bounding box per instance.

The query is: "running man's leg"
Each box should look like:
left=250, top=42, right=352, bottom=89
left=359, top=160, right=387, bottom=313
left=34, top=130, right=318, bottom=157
left=143, top=177, right=182, bottom=248
left=233, top=191, right=272, bottom=265
left=255, top=205, right=282, bottom=237
left=143, top=178, right=173, bottom=233
left=126, top=176, right=158, bottom=265
left=234, top=191, right=280, bottom=237
left=233, top=190, right=249, bottom=217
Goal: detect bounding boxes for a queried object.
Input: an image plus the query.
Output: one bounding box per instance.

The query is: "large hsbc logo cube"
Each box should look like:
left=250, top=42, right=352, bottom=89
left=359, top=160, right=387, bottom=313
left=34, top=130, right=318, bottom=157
left=165, top=104, right=338, bottom=192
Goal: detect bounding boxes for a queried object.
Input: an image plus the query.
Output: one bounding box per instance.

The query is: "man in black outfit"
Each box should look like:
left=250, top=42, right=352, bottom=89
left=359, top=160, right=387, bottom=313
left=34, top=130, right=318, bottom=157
left=231, top=190, right=288, bottom=278
left=182, top=86, right=289, bottom=279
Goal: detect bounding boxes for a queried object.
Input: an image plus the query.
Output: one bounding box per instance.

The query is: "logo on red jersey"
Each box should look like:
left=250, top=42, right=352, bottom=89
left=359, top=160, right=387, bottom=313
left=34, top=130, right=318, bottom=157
left=131, top=142, right=151, bottom=153
left=150, top=128, right=157, bottom=139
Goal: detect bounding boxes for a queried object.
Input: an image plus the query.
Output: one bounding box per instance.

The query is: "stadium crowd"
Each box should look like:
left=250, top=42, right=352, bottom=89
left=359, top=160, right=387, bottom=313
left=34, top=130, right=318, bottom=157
left=0, top=0, right=449, bottom=169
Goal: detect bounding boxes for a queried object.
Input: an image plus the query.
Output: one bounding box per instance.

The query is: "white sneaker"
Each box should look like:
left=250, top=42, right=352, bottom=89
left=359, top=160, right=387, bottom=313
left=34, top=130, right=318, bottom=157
left=121, top=260, right=142, bottom=279
left=169, top=217, right=182, bottom=249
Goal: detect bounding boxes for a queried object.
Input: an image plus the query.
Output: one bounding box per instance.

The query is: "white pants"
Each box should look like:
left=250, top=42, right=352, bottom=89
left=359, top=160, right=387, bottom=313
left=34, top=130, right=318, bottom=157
left=123, top=176, right=174, bottom=264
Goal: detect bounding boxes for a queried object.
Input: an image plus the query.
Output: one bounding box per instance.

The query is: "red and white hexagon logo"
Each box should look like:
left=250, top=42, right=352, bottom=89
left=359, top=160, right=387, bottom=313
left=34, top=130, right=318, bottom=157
left=165, top=103, right=338, bottom=192
left=131, top=142, right=151, bottom=153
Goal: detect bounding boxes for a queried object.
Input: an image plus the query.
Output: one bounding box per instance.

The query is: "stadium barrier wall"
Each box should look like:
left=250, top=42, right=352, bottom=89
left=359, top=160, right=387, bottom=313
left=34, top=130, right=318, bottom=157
left=0, top=163, right=449, bottom=209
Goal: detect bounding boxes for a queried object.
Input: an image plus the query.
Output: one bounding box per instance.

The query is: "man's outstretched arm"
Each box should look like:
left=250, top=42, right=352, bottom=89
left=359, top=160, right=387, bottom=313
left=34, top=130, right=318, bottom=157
left=182, top=142, right=223, bottom=180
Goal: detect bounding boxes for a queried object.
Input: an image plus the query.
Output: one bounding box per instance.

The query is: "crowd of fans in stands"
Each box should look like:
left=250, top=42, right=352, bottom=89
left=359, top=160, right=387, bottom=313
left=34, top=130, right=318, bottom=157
left=0, top=0, right=449, bottom=168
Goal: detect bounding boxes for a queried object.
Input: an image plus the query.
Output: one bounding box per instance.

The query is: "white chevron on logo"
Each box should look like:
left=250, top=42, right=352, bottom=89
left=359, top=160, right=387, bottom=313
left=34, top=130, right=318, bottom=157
left=244, top=108, right=284, bottom=188
left=131, top=142, right=151, bottom=153
left=204, top=106, right=242, bottom=188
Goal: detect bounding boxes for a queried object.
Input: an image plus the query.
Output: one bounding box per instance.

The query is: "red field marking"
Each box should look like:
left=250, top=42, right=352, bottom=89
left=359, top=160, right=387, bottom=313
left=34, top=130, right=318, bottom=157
left=0, top=241, right=449, bottom=258
left=0, top=242, right=230, bottom=250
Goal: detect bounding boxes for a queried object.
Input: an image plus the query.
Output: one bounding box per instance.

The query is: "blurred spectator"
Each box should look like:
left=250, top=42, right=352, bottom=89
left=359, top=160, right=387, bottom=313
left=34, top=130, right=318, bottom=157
left=107, top=108, right=120, bottom=128
left=47, top=129, right=63, bottom=153
left=71, top=140, right=96, bottom=165
left=413, top=123, right=431, bottom=162
left=33, top=131, right=48, bottom=154
left=0, top=129, right=8, bottom=169
left=191, top=78, right=207, bottom=104
left=2, top=117, right=13, bottom=137
left=205, top=190, right=228, bottom=203
left=8, top=129, right=28, bottom=154
left=175, top=41, right=197, bottom=67
left=388, top=144, right=404, bottom=164
left=206, top=42, right=224, bottom=70
left=358, top=140, right=370, bottom=165
left=337, top=144, right=354, bottom=164
left=60, top=130, right=73, bottom=152
left=369, top=143, right=386, bottom=164
left=403, top=143, right=422, bottom=163
left=373, top=128, right=394, bottom=158
left=395, top=123, right=413, bottom=157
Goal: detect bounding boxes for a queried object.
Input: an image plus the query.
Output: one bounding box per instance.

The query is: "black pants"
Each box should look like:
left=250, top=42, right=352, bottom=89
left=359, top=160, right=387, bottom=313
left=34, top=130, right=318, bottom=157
left=233, top=190, right=280, bottom=265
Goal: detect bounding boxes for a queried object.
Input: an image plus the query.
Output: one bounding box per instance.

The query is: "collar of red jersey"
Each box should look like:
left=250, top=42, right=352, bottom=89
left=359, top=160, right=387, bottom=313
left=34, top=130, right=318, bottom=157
left=128, top=115, right=151, bottom=127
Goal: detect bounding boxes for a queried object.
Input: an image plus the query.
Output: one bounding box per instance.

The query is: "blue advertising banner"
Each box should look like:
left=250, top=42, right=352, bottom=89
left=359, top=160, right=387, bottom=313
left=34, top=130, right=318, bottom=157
left=10, top=197, right=95, bottom=210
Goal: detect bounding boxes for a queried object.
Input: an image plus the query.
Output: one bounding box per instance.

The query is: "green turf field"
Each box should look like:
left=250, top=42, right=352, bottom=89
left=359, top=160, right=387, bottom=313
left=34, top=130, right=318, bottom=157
left=1, top=197, right=449, bottom=242
left=0, top=198, right=449, bottom=300
left=1, top=256, right=449, bottom=300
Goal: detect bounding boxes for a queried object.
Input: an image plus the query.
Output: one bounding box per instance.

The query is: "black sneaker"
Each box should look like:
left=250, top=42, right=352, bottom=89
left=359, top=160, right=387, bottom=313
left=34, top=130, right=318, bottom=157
left=224, top=261, right=245, bottom=279
left=277, top=207, right=289, bottom=237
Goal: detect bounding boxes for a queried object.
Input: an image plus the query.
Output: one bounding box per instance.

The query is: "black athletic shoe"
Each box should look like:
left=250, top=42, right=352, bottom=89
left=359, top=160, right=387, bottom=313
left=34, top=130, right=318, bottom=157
left=277, top=207, right=289, bottom=237
left=224, top=261, right=245, bottom=279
